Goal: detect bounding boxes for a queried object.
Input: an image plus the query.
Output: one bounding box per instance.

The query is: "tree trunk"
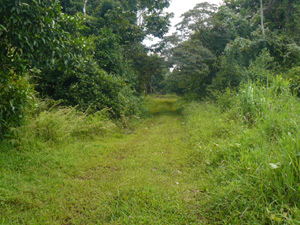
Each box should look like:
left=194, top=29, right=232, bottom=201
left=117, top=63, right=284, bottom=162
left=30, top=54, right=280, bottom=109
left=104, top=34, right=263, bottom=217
left=83, top=0, right=88, bottom=18
left=260, top=0, right=265, bottom=36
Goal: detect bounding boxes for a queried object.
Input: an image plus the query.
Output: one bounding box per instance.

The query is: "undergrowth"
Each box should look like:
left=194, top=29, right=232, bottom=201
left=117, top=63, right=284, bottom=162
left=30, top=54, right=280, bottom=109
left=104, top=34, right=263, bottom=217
left=186, top=76, right=300, bottom=224
left=4, top=104, right=116, bottom=149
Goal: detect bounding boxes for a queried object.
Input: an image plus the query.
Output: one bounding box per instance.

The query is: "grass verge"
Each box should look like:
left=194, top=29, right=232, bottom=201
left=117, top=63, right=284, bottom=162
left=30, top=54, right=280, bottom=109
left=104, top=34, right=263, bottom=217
left=185, top=76, right=300, bottom=224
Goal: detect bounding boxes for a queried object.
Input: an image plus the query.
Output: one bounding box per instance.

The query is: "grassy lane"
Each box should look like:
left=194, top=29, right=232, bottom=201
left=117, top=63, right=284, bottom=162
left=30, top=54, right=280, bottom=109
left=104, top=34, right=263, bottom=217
left=0, top=96, right=204, bottom=224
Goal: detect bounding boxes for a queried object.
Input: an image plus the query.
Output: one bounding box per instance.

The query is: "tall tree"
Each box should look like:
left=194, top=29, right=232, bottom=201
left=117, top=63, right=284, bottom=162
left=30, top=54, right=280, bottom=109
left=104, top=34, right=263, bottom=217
left=83, top=0, right=88, bottom=18
left=175, top=2, right=217, bottom=40
left=167, top=39, right=214, bottom=96
left=260, top=0, right=265, bottom=36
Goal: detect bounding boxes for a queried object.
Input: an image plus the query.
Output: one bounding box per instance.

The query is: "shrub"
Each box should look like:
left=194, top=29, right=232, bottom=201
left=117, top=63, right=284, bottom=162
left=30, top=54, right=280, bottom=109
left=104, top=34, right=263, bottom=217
left=0, top=73, right=35, bottom=139
left=286, top=66, right=300, bottom=96
left=37, top=54, right=142, bottom=118
left=211, top=48, right=275, bottom=92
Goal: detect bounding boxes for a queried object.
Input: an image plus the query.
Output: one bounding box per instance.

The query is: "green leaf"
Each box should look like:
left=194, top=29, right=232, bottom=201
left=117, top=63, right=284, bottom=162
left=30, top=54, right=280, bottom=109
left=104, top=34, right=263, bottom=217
left=0, top=24, right=7, bottom=32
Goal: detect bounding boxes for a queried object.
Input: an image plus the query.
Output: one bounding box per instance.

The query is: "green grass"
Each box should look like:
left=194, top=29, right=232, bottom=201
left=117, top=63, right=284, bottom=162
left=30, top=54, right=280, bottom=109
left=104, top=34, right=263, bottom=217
left=0, top=95, right=204, bottom=224
left=185, top=77, right=300, bottom=224
left=2, top=80, right=300, bottom=224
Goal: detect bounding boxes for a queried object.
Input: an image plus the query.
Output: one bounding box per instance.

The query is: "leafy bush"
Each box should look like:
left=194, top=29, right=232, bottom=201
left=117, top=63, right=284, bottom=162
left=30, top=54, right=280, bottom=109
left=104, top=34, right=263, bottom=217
left=38, top=59, right=141, bottom=118
left=0, top=0, right=66, bottom=138
left=286, top=66, right=300, bottom=96
left=32, top=13, right=142, bottom=118
left=0, top=0, right=143, bottom=139
left=211, top=44, right=276, bottom=91
left=0, top=73, right=35, bottom=139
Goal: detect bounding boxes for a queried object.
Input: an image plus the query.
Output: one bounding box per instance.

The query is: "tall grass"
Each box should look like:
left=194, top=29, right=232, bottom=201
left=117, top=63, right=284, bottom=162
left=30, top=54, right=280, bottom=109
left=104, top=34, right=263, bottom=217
left=186, top=76, right=300, bottom=223
left=0, top=102, right=118, bottom=224
left=2, top=101, right=116, bottom=151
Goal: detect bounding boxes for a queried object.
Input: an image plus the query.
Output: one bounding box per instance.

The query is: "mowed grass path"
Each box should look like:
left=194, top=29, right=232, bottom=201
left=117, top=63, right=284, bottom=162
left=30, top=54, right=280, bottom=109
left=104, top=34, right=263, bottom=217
left=0, top=96, right=204, bottom=224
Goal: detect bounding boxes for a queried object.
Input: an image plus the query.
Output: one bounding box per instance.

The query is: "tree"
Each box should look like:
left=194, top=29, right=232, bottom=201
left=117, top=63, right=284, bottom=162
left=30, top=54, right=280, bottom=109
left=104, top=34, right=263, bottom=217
left=0, top=0, right=147, bottom=139
left=0, top=0, right=69, bottom=137
left=83, top=0, right=88, bottom=18
left=260, top=0, right=265, bottom=36
left=166, top=39, right=214, bottom=96
left=132, top=53, right=167, bottom=94
left=176, top=2, right=217, bottom=40
left=224, top=0, right=300, bottom=40
left=59, top=0, right=173, bottom=93
left=162, top=2, right=253, bottom=97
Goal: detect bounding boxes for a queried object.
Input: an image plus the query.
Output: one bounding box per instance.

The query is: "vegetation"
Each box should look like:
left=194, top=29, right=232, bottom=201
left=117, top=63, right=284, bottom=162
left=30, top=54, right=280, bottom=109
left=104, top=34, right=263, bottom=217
left=0, top=96, right=204, bottom=224
left=1, top=0, right=300, bottom=224
left=158, top=2, right=300, bottom=221
left=162, top=0, right=300, bottom=98
left=186, top=77, right=300, bottom=223
left=0, top=0, right=171, bottom=138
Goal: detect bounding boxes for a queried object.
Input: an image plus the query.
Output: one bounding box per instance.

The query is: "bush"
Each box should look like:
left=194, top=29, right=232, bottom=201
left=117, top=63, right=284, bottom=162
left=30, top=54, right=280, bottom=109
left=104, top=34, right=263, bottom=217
left=0, top=73, right=35, bottom=139
left=230, top=76, right=291, bottom=125
left=286, top=66, right=300, bottom=96
left=37, top=55, right=142, bottom=118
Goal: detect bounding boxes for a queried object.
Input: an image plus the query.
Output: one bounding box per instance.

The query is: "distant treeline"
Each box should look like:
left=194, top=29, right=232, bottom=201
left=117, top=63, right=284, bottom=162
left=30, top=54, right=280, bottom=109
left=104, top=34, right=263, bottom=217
left=162, top=0, right=300, bottom=98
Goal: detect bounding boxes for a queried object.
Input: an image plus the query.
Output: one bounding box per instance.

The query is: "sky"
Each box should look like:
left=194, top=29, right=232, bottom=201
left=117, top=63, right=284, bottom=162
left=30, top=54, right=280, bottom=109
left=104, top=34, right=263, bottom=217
left=144, top=0, right=223, bottom=45
left=167, top=0, right=223, bottom=34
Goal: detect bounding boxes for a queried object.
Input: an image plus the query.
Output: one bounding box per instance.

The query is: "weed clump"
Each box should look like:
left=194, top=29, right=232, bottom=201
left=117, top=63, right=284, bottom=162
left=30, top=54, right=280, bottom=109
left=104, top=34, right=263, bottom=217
left=6, top=101, right=116, bottom=149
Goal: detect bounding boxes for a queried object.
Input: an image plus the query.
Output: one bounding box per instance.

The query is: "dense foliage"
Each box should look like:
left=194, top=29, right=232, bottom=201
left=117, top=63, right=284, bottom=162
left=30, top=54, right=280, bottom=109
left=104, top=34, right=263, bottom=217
left=0, top=0, right=64, bottom=137
left=163, top=0, right=300, bottom=98
left=0, top=0, right=171, bottom=138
